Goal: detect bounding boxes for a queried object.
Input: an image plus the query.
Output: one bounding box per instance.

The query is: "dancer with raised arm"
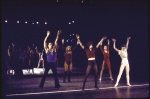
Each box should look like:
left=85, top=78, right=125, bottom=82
left=99, top=38, right=113, bottom=81
left=62, top=38, right=79, bottom=83
left=39, top=30, right=61, bottom=89
left=35, top=47, right=44, bottom=69
left=112, top=37, right=131, bottom=87
left=76, top=34, right=106, bottom=90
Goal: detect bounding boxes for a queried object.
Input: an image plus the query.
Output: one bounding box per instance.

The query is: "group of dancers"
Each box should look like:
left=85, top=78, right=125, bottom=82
left=38, top=30, right=131, bottom=90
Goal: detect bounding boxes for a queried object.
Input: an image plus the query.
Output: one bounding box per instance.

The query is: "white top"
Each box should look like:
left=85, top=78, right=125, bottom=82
left=118, top=50, right=128, bottom=59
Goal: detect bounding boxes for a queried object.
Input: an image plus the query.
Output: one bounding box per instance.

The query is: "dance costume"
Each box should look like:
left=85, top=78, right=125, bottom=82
left=115, top=49, right=130, bottom=86
left=99, top=44, right=113, bottom=80
left=37, top=52, right=44, bottom=68
left=39, top=50, right=60, bottom=89
left=62, top=44, right=77, bottom=82
left=82, top=48, right=98, bottom=89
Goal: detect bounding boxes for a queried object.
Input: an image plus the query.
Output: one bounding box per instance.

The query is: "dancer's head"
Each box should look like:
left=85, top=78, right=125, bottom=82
left=48, top=42, right=53, bottom=49
left=103, top=45, right=107, bottom=50
left=87, top=41, right=94, bottom=50
left=121, top=44, right=127, bottom=51
left=66, top=46, right=71, bottom=51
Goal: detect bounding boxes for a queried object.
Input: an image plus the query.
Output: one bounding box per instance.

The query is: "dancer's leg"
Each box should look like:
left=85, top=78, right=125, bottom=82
left=37, top=59, right=41, bottom=68
left=68, top=62, right=72, bottom=82
left=93, top=62, right=98, bottom=88
left=99, top=61, right=105, bottom=81
left=82, top=62, right=92, bottom=89
left=51, top=63, right=60, bottom=88
left=114, top=63, right=125, bottom=87
left=107, top=60, right=113, bottom=80
left=125, top=64, right=131, bottom=86
left=39, top=62, right=50, bottom=89
left=63, top=61, right=68, bottom=83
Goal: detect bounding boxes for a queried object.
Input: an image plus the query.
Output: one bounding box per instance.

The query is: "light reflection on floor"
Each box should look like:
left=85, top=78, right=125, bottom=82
left=7, top=68, right=53, bottom=75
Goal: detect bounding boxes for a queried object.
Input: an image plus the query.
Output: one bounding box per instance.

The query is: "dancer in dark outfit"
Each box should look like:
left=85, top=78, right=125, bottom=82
left=39, top=30, right=61, bottom=89
left=76, top=34, right=107, bottom=90
left=99, top=39, right=113, bottom=81
left=62, top=38, right=79, bottom=83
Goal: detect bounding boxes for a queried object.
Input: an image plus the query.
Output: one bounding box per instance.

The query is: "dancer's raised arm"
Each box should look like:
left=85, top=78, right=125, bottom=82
left=76, top=34, right=85, bottom=49
left=126, top=37, right=131, bottom=49
left=107, top=39, right=110, bottom=52
left=53, top=30, right=61, bottom=52
left=44, top=31, right=50, bottom=53
left=96, top=36, right=107, bottom=48
left=112, top=38, right=119, bottom=52
left=35, top=46, right=39, bottom=54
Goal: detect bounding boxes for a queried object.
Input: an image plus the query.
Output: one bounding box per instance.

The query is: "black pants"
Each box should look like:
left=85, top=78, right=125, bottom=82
left=83, top=60, right=98, bottom=88
left=39, top=62, right=60, bottom=88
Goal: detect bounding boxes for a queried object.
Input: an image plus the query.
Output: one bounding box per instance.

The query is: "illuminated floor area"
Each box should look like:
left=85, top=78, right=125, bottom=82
left=7, top=67, right=82, bottom=75
left=4, top=75, right=149, bottom=98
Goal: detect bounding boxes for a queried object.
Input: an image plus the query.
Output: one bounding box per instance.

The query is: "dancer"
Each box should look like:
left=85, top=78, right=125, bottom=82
left=27, top=49, right=34, bottom=73
left=76, top=34, right=107, bottom=90
left=112, top=37, right=131, bottom=87
left=35, top=47, right=44, bottom=69
left=99, top=39, right=113, bottom=81
left=6, top=46, right=11, bottom=79
left=39, top=30, right=61, bottom=89
left=62, top=38, right=79, bottom=83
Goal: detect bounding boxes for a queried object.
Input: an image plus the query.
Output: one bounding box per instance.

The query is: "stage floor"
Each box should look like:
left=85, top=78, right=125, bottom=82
left=4, top=74, right=149, bottom=98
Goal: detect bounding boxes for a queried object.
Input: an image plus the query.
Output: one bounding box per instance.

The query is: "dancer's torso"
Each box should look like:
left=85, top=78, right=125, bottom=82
left=64, top=51, right=72, bottom=61
left=118, top=50, right=129, bottom=65
left=85, top=48, right=97, bottom=60
left=47, top=50, right=56, bottom=62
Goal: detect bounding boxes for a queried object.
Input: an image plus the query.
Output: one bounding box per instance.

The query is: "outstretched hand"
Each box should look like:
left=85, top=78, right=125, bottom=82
left=76, top=34, right=80, bottom=39
left=47, top=31, right=50, bottom=36
left=57, top=30, right=62, bottom=35
left=103, top=36, right=107, bottom=39
left=107, top=39, right=110, bottom=42
left=112, top=38, right=116, bottom=42
left=62, top=39, right=64, bottom=44
left=127, top=37, right=131, bottom=40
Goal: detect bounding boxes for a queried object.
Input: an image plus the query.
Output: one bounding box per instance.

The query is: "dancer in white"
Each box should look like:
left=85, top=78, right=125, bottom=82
left=112, top=37, right=131, bottom=87
left=35, top=47, right=44, bottom=69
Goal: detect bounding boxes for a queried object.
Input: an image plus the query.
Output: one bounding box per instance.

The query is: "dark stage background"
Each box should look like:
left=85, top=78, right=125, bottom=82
left=2, top=0, right=148, bottom=84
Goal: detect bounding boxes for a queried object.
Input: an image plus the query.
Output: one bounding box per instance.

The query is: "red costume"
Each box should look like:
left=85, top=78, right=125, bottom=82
left=100, top=44, right=111, bottom=69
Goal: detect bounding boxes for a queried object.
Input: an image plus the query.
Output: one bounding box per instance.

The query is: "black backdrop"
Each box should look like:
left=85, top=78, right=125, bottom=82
left=2, top=0, right=149, bottom=82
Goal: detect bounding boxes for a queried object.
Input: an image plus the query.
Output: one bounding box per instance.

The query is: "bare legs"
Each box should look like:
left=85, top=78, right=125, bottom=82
left=37, top=59, right=44, bottom=69
left=63, top=61, right=72, bottom=83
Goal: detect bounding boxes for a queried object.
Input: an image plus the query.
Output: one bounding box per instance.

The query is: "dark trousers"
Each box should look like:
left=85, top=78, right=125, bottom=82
left=39, top=62, right=60, bottom=88
left=83, top=60, right=98, bottom=88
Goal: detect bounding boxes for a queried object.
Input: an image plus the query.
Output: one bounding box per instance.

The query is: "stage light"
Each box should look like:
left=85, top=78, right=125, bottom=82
left=57, top=0, right=58, bottom=2
left=25, top=21, right=27, bottom=24
left=45, top=22, right=47, bottom=24
left=72, top=21, right=74, bottom=23
left=5, top=20, right=7, bottom=23
left=36, top=22, right=39, bottom=24
left=17, top=21, right=19, bottom=23
left=81, top=0, right=83, bottom=3
left=72, top=34, right=74, bottom=35
left=69, top=22, right=71, bottom=24
left=70, top=35, right=71, bottom=36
